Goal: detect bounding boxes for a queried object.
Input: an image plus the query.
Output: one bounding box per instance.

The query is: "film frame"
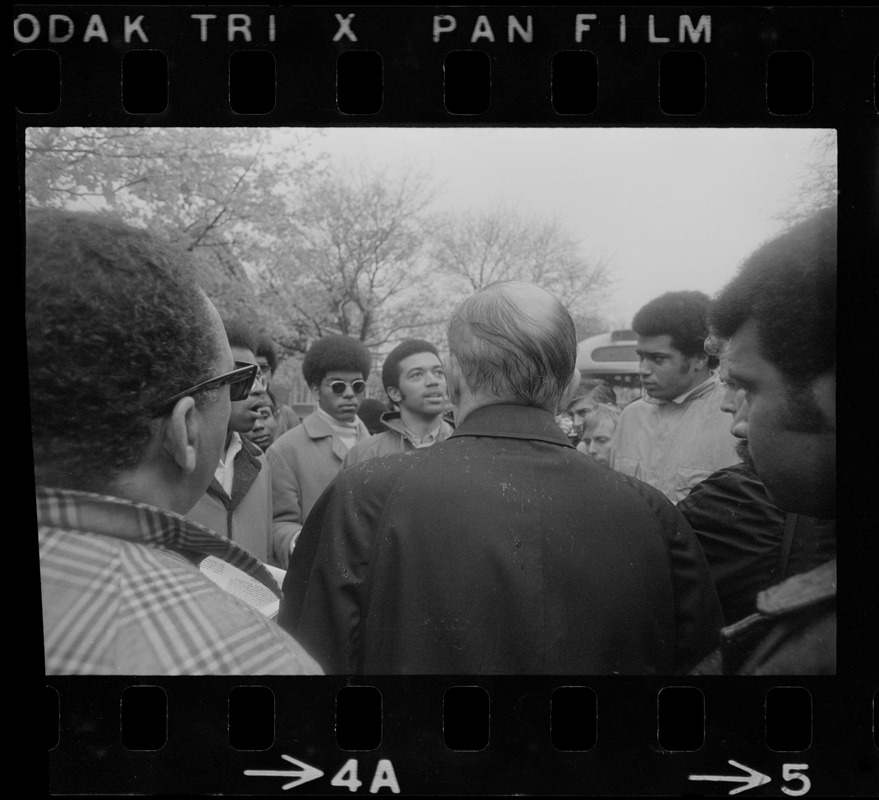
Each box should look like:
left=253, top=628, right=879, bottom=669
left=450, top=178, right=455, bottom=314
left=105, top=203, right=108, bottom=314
left=15, top=4, right=879, bottom=796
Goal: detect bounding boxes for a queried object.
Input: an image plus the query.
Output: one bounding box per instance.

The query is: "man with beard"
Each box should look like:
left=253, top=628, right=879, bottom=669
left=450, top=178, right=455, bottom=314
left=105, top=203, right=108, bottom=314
left=692, top=206, right=837, bottom=675
left=342, top=339, right=454, bottom=466
left=677, top=337, right=836, bottom=626
left=610, top=291, right=738, bottom=502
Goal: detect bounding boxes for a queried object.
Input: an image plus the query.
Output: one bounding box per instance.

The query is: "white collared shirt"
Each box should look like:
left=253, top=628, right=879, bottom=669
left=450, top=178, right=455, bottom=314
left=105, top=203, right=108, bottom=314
left=214, top=432, right=243, bottom=497
left=403, top=421, right=445, bottom=448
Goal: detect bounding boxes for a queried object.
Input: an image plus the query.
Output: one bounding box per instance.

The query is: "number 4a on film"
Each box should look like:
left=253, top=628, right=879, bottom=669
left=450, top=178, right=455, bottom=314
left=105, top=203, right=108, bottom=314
left=245, top=755, right=400, bottom=794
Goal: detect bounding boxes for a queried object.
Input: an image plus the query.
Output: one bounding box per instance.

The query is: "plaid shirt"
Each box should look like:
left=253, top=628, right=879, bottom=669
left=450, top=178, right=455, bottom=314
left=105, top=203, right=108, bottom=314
left=38, top=486, right=322, bottom=675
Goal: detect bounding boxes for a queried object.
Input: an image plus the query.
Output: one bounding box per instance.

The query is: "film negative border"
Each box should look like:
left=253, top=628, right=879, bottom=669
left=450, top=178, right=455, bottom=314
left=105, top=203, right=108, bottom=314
left=43, top=675, right=879, bottom=795
left=11, top=5, right=879, bottom=125
left=16, top=4, right=879, bottom=797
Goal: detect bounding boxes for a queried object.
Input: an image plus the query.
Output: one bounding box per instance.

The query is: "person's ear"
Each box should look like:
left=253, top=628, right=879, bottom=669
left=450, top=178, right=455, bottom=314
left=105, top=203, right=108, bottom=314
left=164, top=397, right=198, bottom=474
left=557, top=369, right=581, bottom=413
left=445, top=355, right=462, bottom=405
left=387, top=386, right=402, bottom=405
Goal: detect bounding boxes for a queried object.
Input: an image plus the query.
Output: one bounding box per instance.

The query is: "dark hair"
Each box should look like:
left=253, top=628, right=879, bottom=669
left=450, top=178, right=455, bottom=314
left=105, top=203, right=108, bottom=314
left=448, top=280, right=577, bottom=410
left=632, top=290, right=716, bottom=365
left=301, top=334, right=372, bottom=387
left=224, top=318, right=258, bottom=355
left=381, top=339, right=440, bottom=393
left=356, top=397, right=389, bottom=435
left=709, top=206, right=836, bottom=386
left=255, top=334, right=279, bottom=373
left=27, top=209, right=223, bottom=492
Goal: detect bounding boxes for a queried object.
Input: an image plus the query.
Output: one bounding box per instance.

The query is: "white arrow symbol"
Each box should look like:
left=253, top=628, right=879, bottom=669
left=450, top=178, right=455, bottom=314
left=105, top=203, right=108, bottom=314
left=689, top=759, right=771, bottom=795
left=244, top=754, right=324, bottom=790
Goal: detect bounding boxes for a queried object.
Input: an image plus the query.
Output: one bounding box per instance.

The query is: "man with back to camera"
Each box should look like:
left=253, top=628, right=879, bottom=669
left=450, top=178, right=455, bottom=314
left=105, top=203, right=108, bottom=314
left=610, top=290, right=738, bottom=502
left=279, top=280, right=723, bottom=675
left=692, top=206, right=837, bottom=675
left=28, top=209, right=320, bottom=675
left=186, top=319, right=276, bottom=565
left=342, top=338, right=454, bottom=467
left=267, top=334, right=373, bottom=567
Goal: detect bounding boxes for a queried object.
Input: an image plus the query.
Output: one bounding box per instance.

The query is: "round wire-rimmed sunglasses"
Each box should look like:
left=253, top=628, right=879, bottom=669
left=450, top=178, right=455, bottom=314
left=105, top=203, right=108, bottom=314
left=327, top=379, right=367, bottom=395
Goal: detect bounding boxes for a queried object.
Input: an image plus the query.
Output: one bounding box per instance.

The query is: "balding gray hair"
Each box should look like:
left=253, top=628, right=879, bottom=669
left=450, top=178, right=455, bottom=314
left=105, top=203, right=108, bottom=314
left=447, top=280, right=577, bottom=410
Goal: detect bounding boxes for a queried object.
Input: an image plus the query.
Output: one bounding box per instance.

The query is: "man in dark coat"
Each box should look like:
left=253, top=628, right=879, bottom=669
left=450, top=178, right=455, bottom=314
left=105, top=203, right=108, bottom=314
left=692, top=206, right=837, bottom=676
left=279, top=280, right=723, bottom=675
left=679, top=338, right=836, bottom=626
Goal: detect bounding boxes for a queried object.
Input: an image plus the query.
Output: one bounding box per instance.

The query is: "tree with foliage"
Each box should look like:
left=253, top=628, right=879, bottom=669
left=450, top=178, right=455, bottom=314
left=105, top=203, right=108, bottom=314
left=24, top=126, right=323, bottom=326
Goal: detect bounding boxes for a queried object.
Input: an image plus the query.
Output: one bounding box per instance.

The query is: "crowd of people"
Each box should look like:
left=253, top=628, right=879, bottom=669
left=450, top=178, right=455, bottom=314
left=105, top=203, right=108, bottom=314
left=30, top=204, right=837, bottom=676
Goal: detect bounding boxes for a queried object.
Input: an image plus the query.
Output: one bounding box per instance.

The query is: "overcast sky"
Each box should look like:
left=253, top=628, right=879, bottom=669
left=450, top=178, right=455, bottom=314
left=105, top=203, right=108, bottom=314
left=286, top=126, right=833, bottom=327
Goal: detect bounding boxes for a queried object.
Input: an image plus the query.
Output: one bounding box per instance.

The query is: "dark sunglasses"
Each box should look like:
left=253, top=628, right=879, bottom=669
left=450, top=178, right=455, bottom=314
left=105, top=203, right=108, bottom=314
left=327, top=379, right=366, bottom=395
left=154, top=362, right=259, bottom=415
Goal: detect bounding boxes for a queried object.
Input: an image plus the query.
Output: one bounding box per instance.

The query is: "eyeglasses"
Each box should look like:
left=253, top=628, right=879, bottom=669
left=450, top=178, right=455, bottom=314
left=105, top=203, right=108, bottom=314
left=327, top=379, right=367, bottom=395
left=154, top=361, right=259, bottom=415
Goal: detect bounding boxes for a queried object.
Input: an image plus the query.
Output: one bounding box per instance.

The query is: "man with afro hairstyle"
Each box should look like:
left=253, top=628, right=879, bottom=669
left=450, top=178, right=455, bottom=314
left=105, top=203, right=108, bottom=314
left=342, top=338, right=454, bottom=467
left=267, top=335, right=373, bottom=567
left=610, top=290, right=738, bottom=502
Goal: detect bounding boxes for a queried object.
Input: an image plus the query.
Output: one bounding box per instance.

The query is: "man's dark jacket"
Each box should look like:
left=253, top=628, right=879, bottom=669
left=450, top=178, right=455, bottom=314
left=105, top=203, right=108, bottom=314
left=279, top=404, right=723, bottom=675
left=678, top=463, right=836, bottom=625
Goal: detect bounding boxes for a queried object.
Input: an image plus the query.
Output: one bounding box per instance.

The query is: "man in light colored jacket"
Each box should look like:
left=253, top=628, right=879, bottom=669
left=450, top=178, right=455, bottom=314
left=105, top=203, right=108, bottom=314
left=267, top=335, right=372, bottom=567
left=610, top=290, right=738, bottom=502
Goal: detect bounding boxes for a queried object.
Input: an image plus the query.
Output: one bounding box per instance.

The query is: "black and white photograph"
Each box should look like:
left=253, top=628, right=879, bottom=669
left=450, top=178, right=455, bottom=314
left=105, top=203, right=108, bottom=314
left=27, top=125, right=838, bottom=677
left=19, top=4, right=877, bottom=797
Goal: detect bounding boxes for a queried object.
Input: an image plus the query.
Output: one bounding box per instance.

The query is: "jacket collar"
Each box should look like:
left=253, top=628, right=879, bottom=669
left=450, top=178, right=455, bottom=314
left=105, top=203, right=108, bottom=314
left=757, top=558, right=837, bottom=616
left=206, top=436, right=263, bottom=508
left=642, top=373, right=721, bottom=406
left=36, top=485, right=281, bottom=596
left=449, top=404, right=574, bottom=447
left=379, top=410, right=455, bottom=438
left=302, top=410, right=369, bottom=461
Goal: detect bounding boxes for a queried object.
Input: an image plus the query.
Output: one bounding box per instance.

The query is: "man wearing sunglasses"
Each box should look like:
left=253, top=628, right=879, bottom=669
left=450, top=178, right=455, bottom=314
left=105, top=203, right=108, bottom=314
left=29, top=209, right=320, bottom=676
left=187, top=320, right=276, bottom=565
left=267, top=334, right=373, bottom=568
